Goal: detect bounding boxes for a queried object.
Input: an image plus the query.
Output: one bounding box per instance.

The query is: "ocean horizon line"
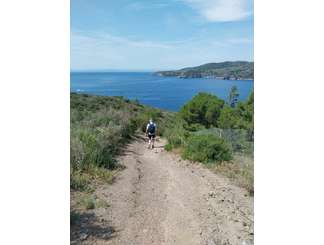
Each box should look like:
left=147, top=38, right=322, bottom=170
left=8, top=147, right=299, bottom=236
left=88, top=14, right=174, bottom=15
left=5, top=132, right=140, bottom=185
left=70, top=70, right=157, bottom=73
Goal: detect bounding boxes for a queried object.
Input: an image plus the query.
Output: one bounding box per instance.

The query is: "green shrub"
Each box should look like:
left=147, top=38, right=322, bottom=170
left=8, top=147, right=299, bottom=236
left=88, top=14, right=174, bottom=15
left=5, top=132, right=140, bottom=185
left=163, top=117, right=189, bottom=150
left=217, top=106, right=241, bottom=129
left=194, top=128, right=253, bottom=156
left=179, top=92, right=224, bottom=128
left=182, top=134, right=232, bottom=163
left=155, top=112, right=174, bottom=137
left=70, top=211, right=80, bottom=226
left=236, top=91, right=253, bottom=131
left=164, top=144, right=172, bottom=151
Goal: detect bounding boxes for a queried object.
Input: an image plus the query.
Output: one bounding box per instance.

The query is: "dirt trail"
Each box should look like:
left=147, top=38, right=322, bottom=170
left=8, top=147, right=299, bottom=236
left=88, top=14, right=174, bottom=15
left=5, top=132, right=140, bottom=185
left=80, top=136, right=253, bottom=245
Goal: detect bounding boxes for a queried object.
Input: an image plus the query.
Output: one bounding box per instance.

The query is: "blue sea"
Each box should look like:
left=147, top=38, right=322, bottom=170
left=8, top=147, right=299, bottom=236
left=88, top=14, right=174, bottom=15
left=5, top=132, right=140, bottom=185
left=70, top=72, right=254, bottom=111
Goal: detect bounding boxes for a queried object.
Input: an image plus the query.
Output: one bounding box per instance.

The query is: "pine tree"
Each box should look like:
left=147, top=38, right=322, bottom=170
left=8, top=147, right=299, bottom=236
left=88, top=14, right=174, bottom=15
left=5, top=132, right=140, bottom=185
left=228, top=85, right=239, bottom=108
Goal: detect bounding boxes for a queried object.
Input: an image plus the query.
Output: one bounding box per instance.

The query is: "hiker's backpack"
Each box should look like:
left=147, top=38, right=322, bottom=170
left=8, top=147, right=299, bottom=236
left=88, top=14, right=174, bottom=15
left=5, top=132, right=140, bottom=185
left=148, top=123, right=156, bottom=134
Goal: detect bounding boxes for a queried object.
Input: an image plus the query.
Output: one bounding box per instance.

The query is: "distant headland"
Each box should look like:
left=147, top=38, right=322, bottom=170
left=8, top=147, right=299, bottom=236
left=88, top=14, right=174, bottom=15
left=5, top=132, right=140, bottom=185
left=155, top=61, right=254, bottom=80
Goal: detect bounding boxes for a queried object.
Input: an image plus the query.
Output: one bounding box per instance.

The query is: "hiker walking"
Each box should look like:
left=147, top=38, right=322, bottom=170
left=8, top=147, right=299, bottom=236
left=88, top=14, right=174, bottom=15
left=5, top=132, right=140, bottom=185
left=146, top=119, right=157, bottom=149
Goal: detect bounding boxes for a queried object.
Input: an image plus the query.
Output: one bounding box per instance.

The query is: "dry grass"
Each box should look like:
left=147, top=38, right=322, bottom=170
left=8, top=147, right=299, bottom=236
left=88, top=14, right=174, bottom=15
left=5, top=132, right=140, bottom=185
left=211, top=154, right=254, bottom=195
left=167, top=146, right=253, bottom=195
left=71, top=191, right=110, bottom=211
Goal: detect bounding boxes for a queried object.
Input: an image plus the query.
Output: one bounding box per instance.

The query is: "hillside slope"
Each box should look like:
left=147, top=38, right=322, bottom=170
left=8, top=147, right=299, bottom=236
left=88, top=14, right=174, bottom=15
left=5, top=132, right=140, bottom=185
left=156, top=61, right=254, bottom=80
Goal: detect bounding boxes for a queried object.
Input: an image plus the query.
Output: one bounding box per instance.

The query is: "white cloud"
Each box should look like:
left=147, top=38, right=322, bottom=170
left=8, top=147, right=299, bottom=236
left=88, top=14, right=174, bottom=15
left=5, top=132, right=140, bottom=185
left=180, top=0, right=253, bottom=22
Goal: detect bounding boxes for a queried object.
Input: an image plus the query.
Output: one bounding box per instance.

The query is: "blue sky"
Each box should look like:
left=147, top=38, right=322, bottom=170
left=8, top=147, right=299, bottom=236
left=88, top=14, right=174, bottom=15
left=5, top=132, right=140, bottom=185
left=71, top=0, right=253, bottom=71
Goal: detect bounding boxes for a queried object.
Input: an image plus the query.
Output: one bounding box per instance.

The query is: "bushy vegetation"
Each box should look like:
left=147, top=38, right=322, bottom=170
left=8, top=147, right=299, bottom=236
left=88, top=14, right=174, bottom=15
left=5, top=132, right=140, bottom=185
left=218, top=106, right=241, bottom=129
left=180, top=92, right=224, bottom=128
left=166, top=90, right=253, bottom=152
left=70, top=93, right=173, bottom=191
left=182, top=134, right=232, bottom=163
left=164, top=117, right=189, bottom=150
left=194, top=128, right=253, bottom=155
left=164, top=88, right=254, bottom=194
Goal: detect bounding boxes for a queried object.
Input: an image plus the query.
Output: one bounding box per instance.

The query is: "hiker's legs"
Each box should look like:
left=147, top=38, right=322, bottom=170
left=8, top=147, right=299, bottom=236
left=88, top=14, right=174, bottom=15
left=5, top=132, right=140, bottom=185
left=148, top=135, right=152, bottom=149
left=152, top=135, right=155, bottom=148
